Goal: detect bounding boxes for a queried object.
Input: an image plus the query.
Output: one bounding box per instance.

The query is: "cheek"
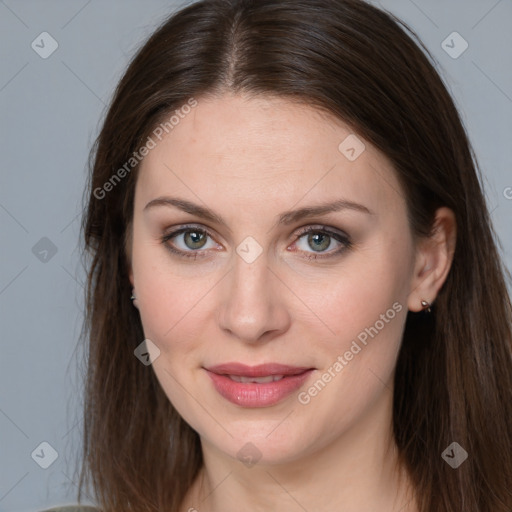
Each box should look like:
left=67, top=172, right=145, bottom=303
left=131, top=233, right=230, bottom=368
left=305, top=286, right=406, bottom=409
left=294, top=263, right=408, bottom=443
left=134, top=263, right=211, bottom=353
left=308, top=235, right=412, bottom=347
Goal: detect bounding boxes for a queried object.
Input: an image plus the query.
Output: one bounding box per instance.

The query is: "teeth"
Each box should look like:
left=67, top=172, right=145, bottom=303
left=228, top=375, right=284, bottom=383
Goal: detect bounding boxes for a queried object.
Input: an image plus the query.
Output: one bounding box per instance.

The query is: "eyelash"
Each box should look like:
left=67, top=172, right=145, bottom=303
left=160, top=224, right=352, bottom=261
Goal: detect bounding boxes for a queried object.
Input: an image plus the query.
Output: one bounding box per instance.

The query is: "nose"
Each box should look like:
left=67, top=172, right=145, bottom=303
left=216, top=252, right=291, bottom=344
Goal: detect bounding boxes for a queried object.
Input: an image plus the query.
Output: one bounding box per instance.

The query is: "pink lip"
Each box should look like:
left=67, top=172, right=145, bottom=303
left=205, top=363, right=314, bottom=407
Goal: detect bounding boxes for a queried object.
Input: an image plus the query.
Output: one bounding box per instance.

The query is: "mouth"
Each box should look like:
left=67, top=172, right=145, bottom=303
left=227, top=374, right=286, bottom=383
left=204, top=363, right=315, bottom=407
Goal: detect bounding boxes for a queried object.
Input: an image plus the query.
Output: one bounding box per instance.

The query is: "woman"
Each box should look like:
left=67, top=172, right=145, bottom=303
left=75, top=0, right=512, bottom=510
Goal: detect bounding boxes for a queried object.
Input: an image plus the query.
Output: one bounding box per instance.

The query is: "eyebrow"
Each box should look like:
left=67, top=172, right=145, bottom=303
left=143, top=196, right=374, bottom=229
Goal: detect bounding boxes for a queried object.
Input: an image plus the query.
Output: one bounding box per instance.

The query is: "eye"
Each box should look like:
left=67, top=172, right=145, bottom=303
left=161, top=225, right=220, bottom=259
left=161, top=224, right=352, bottom=261
left=291, top=225, right=352, bottom=260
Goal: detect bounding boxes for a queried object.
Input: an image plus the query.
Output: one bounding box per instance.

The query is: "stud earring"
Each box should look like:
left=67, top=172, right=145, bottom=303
left=130, top=289, right=136, bottom=301
left=420, top=299, right=432, bottom=313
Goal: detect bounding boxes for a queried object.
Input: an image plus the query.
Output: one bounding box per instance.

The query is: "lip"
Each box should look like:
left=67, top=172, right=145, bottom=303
left=205, top=363, right=314, bottom=407
left=206, top=362, right=312, bottom=377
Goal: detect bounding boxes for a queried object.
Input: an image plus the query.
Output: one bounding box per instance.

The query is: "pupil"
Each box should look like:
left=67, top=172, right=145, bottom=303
left=309, top=233, right=330, bottom=252
left=185, top=231, right=206, bottom=249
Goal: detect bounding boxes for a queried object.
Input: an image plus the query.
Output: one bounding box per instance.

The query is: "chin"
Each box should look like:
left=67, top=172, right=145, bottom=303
left=195, top=414, right=321, bottom=467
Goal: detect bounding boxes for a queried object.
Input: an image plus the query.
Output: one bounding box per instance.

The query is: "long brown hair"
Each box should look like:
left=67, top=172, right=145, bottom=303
left=78, top=0, right=512, bottom=510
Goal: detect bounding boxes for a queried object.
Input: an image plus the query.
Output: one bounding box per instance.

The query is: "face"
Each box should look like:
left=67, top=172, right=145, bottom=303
left=129, top=93, right=418, bottom=465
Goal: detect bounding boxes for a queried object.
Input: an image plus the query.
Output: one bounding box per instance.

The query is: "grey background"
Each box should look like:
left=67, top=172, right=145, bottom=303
left=1, top=0, right=511, bottom=510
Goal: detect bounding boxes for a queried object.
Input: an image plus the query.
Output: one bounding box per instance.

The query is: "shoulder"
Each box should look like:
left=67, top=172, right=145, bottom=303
left=39, top=507, right=100, bottom=512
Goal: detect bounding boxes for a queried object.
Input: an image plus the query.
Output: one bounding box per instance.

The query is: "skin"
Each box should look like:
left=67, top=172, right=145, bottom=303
left=128, top=93, right=456, bottom=512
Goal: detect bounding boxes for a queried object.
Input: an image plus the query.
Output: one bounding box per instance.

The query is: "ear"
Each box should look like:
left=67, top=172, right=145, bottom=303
left=124, top=220, right=139, bottom=307
left=407, top=207, right=456, bottom=312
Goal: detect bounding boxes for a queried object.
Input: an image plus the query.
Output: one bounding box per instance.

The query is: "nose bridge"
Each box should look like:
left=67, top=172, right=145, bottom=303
left=217, top=245, right=290, bottom=343
left=233, top=249, right=271, bottom=303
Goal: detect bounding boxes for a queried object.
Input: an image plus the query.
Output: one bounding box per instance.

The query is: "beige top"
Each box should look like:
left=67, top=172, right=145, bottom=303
left=40, top=507, right=99, bottom=512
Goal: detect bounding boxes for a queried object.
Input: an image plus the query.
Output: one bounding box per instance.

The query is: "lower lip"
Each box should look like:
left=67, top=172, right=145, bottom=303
left=206, top=370, right=313, bottom=407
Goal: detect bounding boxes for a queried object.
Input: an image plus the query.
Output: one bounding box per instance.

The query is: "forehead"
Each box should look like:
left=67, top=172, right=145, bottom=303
left=136, top=93, right=406, bottom=220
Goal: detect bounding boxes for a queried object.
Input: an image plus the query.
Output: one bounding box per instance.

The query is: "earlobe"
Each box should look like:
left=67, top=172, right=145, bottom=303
left=130, top=288, right=139, bottom=309
left=407, top=207, right=456, bottom=312
left=128, top=267, right=138, bottom=308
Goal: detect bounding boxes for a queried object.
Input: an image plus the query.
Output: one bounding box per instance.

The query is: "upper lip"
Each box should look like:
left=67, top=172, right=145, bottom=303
left=205, top=363, right=313, bottom=377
